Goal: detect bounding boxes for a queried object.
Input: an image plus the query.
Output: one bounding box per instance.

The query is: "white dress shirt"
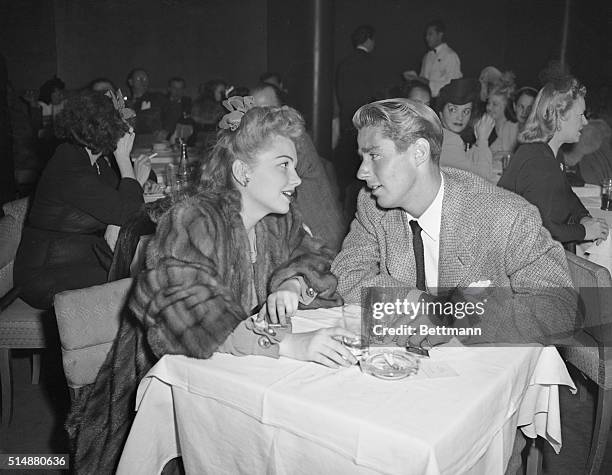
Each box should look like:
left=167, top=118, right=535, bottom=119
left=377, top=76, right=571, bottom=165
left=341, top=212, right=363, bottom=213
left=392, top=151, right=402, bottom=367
left=419, top=43, right=462, bottom=97
left=405, top=175, right=444, bottom=292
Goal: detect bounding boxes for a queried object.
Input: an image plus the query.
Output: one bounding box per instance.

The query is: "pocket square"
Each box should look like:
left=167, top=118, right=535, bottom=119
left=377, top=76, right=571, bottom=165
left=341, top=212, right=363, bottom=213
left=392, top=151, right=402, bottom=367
left=141, top=100, right=151, bottom=110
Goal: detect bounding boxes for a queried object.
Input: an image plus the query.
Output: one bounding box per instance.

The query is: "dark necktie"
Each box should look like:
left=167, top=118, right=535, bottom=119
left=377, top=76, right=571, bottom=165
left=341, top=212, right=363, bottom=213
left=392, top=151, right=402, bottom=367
left=409, top=220, right=426, bottom=291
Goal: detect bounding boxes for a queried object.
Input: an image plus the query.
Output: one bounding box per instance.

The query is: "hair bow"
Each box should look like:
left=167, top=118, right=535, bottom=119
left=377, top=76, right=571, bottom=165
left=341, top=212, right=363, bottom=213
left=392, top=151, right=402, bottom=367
left=219, top=95, right=255, bottom=131
left=105, top=88, right=136, bottom=122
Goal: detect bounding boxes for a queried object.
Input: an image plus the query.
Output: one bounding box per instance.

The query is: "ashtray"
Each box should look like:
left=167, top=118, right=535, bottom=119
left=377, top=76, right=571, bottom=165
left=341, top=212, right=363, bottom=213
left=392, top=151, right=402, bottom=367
left=360, top=351, right=419, bottom=380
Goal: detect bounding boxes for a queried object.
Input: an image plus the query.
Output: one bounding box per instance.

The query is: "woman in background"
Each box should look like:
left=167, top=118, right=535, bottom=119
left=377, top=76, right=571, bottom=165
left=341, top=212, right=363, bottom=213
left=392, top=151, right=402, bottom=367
left=513, top=86, right=538, bottom=130
left=499, top=77, right=609, bottom=245
left=486, top=72, right=519, bottom=154
left=14, top=91, right=150, bottom=309
left=437, top=78, right=496, bottom=182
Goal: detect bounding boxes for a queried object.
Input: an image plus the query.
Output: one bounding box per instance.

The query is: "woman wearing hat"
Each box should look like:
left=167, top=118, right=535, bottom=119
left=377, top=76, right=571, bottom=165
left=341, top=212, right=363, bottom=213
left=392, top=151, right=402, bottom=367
left=437, top=78, right=497, bottom=182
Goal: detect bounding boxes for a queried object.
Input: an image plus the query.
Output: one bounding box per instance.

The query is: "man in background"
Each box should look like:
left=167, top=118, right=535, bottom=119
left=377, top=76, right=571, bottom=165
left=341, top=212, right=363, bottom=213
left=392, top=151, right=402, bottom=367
left=126, top=68, right=168, bottom=146
left=163, top=76, right=193, bottom=143
left=335, top=24, right=380, bottom=201
left=404, top=19, right=462, bottom=98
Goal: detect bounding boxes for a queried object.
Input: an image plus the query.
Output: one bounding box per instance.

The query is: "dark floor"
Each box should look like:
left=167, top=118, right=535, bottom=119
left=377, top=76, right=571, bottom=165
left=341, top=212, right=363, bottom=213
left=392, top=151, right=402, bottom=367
left=0, top=348, right=611, bottom=475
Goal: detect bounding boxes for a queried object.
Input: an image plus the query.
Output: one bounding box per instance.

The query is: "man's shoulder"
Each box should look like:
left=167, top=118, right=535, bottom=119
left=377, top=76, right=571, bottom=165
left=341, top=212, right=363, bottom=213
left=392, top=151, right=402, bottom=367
left=443, top=168, right=537, bottom=218
left=440, top=43, right=459, bottom=56
left=339, top=49, right=370, bottom=67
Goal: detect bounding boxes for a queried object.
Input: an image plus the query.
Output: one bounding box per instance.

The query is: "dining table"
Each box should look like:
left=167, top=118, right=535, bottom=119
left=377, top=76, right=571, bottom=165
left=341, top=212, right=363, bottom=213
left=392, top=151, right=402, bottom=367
left=573, top=184, right=612, bottom=273
left=117, top=307, right=576, bottom=475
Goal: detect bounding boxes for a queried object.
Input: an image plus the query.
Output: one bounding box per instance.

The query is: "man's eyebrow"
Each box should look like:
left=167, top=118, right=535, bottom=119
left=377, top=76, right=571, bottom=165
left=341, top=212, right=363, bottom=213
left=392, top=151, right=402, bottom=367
left=275, top=154, right=296, bottom=162
left=359, top=145, right=380, bottom=155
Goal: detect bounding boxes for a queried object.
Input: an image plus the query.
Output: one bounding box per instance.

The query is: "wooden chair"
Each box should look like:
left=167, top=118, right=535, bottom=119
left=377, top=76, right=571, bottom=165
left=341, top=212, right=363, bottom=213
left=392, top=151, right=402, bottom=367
left=559, top=251, right=612, bottom=475
left=53, top=278, right=132, bottom=398
left=0, top=197, right=48, bottom=426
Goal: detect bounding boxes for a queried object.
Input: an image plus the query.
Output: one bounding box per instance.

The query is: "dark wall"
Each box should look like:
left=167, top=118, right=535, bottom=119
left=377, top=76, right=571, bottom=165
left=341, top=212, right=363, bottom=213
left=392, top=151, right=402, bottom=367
left=53, top=0, right=267, bottom=96
left=3, top=0, right=268, bottom=96
left=0, top=0, right=57, bottom=90
left=332, top=0, right=608, bottom=91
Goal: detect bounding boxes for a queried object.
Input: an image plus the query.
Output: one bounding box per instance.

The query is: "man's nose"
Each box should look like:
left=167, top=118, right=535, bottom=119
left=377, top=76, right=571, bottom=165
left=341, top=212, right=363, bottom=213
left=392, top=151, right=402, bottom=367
left=356, top=159, right=370, bottom=180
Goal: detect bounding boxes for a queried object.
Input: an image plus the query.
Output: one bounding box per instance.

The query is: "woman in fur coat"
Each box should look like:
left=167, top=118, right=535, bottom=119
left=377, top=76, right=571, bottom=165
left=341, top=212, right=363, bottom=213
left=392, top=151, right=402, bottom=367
left=68, top=98, right=355, bottom=474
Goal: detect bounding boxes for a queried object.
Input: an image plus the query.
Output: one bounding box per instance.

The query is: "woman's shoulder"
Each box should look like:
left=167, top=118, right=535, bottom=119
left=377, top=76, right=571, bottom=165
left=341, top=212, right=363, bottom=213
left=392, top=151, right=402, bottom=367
left=160, top=192, right=240, bottom=233
left=46, top=142, right=89, bottom=172
left=514, top=142, right=552, bottom=162
left=513, top=143, right=560, bottom=176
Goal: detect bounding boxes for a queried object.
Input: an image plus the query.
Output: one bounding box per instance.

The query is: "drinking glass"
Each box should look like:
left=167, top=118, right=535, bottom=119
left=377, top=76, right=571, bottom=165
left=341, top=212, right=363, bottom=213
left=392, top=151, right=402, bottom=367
left=341, top=304, right=365, bottom=357
left=601, top=178, right=612, bottom=211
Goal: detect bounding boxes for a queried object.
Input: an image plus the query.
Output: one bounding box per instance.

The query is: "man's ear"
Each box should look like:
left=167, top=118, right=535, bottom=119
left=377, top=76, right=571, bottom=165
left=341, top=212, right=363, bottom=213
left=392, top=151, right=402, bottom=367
left=232, top=159, right=251, bottom=186
left=412, top=138, right=431, bottom=166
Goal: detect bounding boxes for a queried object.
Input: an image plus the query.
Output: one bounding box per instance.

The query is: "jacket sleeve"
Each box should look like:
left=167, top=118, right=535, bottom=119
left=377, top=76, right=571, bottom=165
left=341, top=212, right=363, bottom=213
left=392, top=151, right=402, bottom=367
left=454, top=202, right=580, bottom=345
left=267, top=206, right=343, bottom=309
left=331, top=190, right=410, bottom=303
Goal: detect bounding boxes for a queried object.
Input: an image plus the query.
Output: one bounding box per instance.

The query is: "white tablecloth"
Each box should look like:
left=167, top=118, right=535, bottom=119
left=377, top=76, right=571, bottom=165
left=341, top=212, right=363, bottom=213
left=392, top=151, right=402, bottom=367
left=573, top=185, right=612, bottom=272
left=117, top=308, right=575, bottom=475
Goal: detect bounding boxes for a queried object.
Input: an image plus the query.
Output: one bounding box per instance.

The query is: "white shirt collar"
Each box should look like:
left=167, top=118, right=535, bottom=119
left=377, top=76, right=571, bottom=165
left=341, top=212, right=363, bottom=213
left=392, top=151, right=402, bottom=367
left=432, top=43, right=447, bottom=55
left=405, top=173, right=444, bottom=242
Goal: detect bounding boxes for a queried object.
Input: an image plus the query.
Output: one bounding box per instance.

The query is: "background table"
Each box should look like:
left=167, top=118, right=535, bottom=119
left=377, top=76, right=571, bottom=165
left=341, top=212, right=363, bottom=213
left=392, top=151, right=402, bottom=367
left=117, top=308, right=575, bottom=475
left=573, top=184, right=612, bottom=272
left=132, top=146, right=201, bottom=185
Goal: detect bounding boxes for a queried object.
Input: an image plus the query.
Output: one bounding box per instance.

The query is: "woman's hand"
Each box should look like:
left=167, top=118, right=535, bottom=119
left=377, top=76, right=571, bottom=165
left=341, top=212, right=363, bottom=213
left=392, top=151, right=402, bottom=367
left=23, top=89, right=39, bottom=108
left=143, top=180, right=164, bottom=194
left=264, top=279, right=301, bottom=324
left=581, top=216, right=610, bottom=242
left=114, top=128, right=136, bottom=162
left=132, top=154, right=152, bottom=186
left=279, top=327, right=359, bottom=368
left=474, top=113, right=495, bottom=145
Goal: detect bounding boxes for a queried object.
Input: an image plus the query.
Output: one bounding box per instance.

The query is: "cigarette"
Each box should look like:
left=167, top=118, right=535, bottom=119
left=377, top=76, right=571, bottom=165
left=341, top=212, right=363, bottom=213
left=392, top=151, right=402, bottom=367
left=148, top=153, right=158, bottom=159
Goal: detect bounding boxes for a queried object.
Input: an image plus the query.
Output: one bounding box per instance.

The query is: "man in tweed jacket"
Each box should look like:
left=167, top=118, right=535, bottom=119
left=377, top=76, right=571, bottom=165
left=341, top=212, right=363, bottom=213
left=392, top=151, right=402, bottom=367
left=331, top=98, right=579, bottom=346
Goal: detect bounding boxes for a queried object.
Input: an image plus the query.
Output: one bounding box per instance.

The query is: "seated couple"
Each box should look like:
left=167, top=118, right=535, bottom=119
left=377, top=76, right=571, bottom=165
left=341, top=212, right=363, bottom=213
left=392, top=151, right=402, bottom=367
left=69, top=97, right=580, bottom=474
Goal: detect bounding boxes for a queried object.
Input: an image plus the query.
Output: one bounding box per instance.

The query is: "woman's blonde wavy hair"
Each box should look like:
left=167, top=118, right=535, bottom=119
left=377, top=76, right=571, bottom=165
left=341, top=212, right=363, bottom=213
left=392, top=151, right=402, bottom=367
left=198, top=105, right=305, bottom=207
left=519, top=76, right=586, bottom=144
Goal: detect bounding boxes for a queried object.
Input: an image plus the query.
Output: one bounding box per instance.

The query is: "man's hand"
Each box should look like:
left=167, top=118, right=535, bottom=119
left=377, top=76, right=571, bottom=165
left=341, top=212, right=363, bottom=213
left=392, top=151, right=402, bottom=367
left=404, top=310, right=451, bottom=349
left=402, top=70, right=418, bottom=81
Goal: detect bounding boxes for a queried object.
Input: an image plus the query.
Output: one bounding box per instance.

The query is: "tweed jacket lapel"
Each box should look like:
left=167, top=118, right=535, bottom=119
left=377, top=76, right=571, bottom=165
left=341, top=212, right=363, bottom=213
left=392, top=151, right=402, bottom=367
left=380, top=208, right=417, bottom=285
left=438, top=170, right=476, bottom=289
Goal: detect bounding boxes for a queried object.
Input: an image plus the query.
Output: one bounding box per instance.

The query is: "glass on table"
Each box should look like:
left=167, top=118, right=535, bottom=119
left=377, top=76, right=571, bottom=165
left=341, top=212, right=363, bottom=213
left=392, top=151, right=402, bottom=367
left=340, top=304, right=366, bottom=357
left=493, top=150, right=512, bottom=175
left=601, top=178, right=612, bottom=211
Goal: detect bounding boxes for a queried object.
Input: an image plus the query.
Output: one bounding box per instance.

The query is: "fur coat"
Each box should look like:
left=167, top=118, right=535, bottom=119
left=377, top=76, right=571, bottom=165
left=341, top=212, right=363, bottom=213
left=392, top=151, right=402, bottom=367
left=67, top=190, right=343, bottom=474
